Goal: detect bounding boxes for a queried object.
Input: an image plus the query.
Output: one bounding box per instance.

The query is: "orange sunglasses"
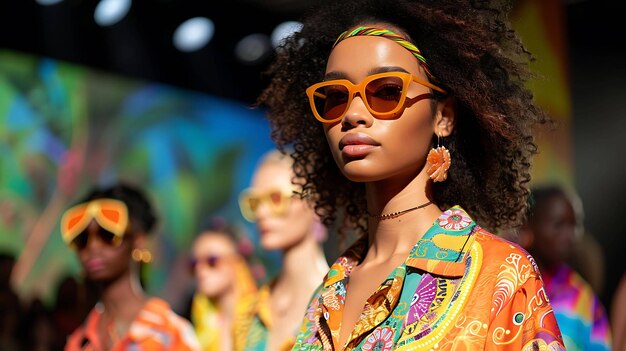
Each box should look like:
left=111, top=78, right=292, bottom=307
left=306, top=71, right=446, bottom=123
left=60, top=198, right=129, bottom=249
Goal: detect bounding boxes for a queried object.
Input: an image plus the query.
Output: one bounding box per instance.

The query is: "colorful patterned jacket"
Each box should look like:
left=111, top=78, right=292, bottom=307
left=292, top=206, right=566, bottom=350
left=65, top=298, right=201, bottom=351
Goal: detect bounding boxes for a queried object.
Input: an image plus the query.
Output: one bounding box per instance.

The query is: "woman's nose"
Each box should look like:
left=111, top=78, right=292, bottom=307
left=341, top=95, right=373, bottom=128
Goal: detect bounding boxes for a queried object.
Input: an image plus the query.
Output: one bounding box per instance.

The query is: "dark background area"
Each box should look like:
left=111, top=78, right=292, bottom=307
left=0, top=0, right=624, bottom=316
left=566, top=0, right=626, bottom=314
left=0, top=0, right=324, bottom=105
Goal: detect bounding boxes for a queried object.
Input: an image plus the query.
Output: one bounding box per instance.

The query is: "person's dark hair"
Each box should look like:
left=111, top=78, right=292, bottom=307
left=197, top=216, right=238, bottom=244
left=81, top=182, right=158, bottom=234
left=526, top=184, right=581, bottom=228
left=256, top=0, right=548, bottom=240
left=526, top=185, right=566, bottom=219
left=196, top=216, right=253, bottom=258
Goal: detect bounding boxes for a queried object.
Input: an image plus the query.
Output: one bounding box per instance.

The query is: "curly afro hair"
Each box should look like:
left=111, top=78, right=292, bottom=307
left=257, top=0, right=548, bottom=241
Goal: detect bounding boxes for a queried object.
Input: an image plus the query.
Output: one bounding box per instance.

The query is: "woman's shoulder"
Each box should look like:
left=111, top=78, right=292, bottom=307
left=138, top=298, right=201, bottom=348
left=472, top=227, right=540, bottom=273
left=141, top=297, right=196, bottom=329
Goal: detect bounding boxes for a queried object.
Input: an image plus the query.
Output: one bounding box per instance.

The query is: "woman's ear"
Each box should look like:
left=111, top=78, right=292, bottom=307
left=132, top=232, right=147, bottom=251
left=434, top=97, right=456, bottom=137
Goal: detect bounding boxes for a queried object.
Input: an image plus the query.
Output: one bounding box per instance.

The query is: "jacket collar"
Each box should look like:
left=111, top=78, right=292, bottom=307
left=405, top=206, right=477, bottom=277
left=325, top=205, right=477, bottom=286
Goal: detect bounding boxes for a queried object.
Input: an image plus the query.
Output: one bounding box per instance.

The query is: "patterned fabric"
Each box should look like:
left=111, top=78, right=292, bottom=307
left=65, top=298, right=201, bottom=351
left=542, top=263, right=612, bottom=351
left=191, top=257, right=258, bottom=351
left=292, top=206, right=566, bottom=350
left=243, top=283, right=297, bottom=351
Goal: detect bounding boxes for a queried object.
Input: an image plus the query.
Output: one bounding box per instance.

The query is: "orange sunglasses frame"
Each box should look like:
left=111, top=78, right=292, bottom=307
left=306, top=71, right=446, bottom=124
left=60, top=198, right=129, bottom=247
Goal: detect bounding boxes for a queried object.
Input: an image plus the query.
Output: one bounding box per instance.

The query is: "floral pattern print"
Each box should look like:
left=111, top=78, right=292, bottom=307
left=291, top=206, right=566, bottom=350
left=438, top=208, right=472, bottom=231
left=362, top=327, right=394, bottom=351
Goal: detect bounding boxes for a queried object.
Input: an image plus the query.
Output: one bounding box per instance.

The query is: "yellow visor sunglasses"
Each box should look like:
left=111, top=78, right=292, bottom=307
left=60, top=198, right=129, bottom=249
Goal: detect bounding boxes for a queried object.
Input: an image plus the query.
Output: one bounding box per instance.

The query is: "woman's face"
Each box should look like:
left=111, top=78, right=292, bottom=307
left=322, top=35, right=439, bottom=183
left=191, top=233, right=238, bottom=298
left=77, top=220, right=134, bottom=282
left=250, top=162, right=316, bottom=251
left=531, top=195, right=577, bottom=267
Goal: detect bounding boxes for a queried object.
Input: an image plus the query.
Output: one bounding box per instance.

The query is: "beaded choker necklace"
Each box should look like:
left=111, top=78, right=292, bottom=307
left=368, top=201, right=433, bottom=220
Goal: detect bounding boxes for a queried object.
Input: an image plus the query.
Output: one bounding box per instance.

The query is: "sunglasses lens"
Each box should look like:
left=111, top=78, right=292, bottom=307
left=239, top=195, right=259, bottom=221
left=247, top=197, right=261, bottom=213
left=313, top=84, right=349, bottom=121
left=268, top=190, right=290, bottom=215
left=70, top=228, right=119, bottom=250
left=71, top=232, right=89, bottom=250
left=365, top=75, right=405, bottom=114
left=189, top=256, right=221, bottom=273
left=98, top=228, right=117, bottom=245
left=269, top=191, right=285, bottom=206
left=207, top=256, right=219, bottom=267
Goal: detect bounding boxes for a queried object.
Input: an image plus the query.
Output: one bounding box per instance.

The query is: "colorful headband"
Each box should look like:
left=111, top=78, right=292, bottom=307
left=333, top=26, right=434, bottom=78
left=61, top=198, right=129, bottom=245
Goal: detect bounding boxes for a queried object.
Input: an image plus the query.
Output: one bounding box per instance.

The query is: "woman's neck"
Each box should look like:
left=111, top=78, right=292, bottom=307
left=99, top=270, right=146, bottom=322
left=212, top=287, right=236, bottom=320
left=364, top=173, right=441, bottom=262
left=275, top=233, right=328, bottom=292
left=265, top=233, right=328, bottom=351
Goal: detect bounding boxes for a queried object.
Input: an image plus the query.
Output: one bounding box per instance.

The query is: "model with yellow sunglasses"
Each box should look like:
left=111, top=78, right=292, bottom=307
left=239, top=149, right=329, bottom=351
left=62, top=182, right=201, bottom=351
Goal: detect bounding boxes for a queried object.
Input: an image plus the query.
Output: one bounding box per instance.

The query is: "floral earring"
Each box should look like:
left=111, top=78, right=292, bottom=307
left=426, top=133, right=451, bottom=182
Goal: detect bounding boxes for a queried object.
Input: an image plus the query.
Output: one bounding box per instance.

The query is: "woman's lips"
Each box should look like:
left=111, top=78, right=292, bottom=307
left=339, top=133, right=379, bottom=157
left=85, top=258, right=105, bottom=271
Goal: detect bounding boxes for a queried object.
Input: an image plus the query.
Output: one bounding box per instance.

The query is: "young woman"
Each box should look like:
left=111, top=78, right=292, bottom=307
left=238, top=149, right=329, bottom=351
left=255, top=0, right=566, bottom=349
left=61, top=182, right=200, bottom=350
left=188, top=219, right=257, bottom=351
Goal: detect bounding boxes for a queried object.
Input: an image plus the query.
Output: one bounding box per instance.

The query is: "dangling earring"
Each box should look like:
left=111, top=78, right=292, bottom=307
left=132, top=248, right=153, bottom=263
left=426, top=133, right=451, bottom=182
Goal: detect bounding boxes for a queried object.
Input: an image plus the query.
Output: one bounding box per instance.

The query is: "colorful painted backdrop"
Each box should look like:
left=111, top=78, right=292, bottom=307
left=512, top=0, right=573, bottom=187
left=0, top=49, right=276, bottom=306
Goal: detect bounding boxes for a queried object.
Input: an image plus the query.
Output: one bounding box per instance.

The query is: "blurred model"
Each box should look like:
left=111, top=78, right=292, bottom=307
left=189, top=219, right=257, bottom=351
left=62, top=182, right=200, bottom=350
left=239, top=149, right=329, bottom=351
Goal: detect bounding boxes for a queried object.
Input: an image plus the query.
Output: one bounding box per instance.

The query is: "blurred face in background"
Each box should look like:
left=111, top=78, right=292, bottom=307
left=529, top=194, right=577, bottom=268
left=248, top=161, right=316, bottom=251
left=191, top=232, right=238, bottom=298
left=77, top=220, right=134, bottom=283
